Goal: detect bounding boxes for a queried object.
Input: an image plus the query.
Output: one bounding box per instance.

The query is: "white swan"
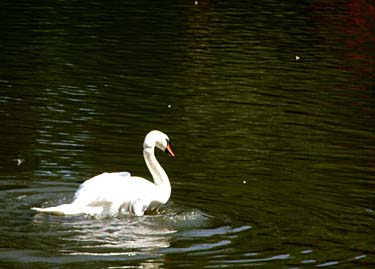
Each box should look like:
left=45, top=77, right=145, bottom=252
left=32, top=130, right=175, bottom=217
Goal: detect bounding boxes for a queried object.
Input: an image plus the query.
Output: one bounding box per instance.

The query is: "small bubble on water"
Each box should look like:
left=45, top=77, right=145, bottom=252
left=16, top=157, right=24, bottom=166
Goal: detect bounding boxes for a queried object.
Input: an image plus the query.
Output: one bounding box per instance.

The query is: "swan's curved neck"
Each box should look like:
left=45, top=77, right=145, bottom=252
left=143, top=147, right=171, bottom=201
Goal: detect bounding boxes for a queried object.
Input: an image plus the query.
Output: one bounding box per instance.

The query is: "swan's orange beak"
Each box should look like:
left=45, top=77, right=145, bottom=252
left=165, top=143, right=175, bottom=157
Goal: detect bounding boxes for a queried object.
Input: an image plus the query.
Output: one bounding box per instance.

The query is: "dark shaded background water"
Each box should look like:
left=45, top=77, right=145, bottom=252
left=0, top=0, right=374, bottom=268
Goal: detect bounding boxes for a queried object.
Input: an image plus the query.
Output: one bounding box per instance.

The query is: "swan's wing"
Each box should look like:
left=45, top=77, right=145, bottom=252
left=72, top=172, right=157, bottom=206
left=110, top=171, right=131, bottom=178
left=73, top=171, right=132, bottom=200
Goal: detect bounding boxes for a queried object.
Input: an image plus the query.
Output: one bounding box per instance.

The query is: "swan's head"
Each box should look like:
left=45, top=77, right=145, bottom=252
left=143, top=130, right=175, bottom=157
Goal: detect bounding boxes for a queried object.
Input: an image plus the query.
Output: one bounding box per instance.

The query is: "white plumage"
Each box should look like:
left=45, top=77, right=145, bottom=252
left=32, top=130, right=175, bottom=217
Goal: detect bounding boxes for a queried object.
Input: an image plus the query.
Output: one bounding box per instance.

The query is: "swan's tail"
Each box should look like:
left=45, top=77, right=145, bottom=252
left=31, top=203, right=81, bottom=215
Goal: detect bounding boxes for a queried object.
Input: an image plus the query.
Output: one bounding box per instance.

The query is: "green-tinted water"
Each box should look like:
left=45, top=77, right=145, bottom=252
left=0, top=0, right=373, bottom=268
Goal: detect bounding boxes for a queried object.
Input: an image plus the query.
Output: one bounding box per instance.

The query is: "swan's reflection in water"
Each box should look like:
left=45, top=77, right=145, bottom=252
left=30, top=204, right=253, bottom=268
left=63, top=216, right=174, bottom=255
left=34, top=205, right=211, bottom=257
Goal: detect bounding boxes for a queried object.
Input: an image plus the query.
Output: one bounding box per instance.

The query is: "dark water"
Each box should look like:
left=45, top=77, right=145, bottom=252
left=0, top=0, right=374, bottom=268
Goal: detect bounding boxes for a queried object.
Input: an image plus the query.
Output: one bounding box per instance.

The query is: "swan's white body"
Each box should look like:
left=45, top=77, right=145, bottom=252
left=32, top=130, right=174, bottom=217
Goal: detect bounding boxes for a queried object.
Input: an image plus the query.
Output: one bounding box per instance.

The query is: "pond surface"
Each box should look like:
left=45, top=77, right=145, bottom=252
left=0, top=0, right=374, bottom=268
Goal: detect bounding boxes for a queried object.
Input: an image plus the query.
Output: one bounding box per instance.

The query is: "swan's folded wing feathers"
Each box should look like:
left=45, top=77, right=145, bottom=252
left=112, top=171, right=131, bottom=178
left=73, top=172, right=132, bottom=200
